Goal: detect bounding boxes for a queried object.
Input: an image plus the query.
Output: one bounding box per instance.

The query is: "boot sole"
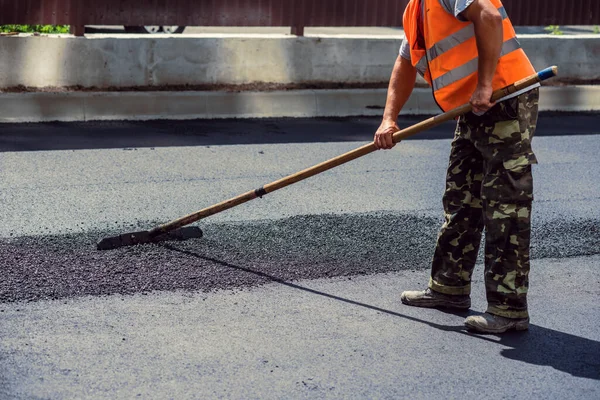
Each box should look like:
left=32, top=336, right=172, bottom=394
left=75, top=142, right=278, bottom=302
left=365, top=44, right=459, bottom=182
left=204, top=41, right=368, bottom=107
left=464, top=319, right=529, bottom=334
left=400, top=293, right=471, bottom=310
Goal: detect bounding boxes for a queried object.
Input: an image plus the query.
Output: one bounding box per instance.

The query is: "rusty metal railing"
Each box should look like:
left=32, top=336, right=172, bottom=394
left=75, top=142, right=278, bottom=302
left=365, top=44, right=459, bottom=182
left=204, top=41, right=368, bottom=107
left=0, top=0, right=597, bottom=37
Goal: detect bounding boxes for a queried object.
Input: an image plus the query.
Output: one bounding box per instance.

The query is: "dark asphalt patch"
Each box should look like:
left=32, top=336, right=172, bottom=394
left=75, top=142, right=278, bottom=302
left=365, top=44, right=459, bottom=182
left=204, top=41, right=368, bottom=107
left=1, top=212, right=598, bottom=303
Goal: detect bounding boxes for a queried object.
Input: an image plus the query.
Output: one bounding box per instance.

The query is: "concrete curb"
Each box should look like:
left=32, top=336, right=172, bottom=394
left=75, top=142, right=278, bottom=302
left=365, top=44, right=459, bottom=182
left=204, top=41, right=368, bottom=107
left=0, top=86, right=598, bottom=123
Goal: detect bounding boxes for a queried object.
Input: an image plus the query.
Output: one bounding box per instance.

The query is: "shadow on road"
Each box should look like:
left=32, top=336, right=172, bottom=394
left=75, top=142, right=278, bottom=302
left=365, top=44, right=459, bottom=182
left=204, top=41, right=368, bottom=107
left=164, top=245, right=464, bottom=334
left=0, top=118, right=448, bottom=152
left=472, top=327, right=600, bottom=380
left=165, top=245, right=600, bottom=381
left=1, top=114, right=596, bottom=152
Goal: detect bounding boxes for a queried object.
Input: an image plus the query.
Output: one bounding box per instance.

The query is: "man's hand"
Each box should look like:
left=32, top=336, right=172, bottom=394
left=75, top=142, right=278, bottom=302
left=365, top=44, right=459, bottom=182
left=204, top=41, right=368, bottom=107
left=470, top=83, right=495, bottom=115
left=374, top=119, right=399, bottom=150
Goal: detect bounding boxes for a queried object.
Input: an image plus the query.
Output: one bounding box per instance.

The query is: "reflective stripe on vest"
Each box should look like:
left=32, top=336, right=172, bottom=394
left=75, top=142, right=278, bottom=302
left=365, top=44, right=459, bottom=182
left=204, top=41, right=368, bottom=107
left=432, top=37, right=522, bottom=91
left=416, top=57, right=428, bottom=76
left=427, top=6, right=508, bottom=61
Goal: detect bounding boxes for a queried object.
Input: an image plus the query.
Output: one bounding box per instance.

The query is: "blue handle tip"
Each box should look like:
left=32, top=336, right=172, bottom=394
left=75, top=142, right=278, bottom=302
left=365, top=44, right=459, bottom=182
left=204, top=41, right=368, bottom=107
left=538, top=66, right=557, bottom=82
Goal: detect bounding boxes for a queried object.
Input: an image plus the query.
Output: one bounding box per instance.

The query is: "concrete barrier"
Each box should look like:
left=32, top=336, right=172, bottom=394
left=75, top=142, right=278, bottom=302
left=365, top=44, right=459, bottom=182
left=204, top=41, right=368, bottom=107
left=0, top=34, right=598, bottom=89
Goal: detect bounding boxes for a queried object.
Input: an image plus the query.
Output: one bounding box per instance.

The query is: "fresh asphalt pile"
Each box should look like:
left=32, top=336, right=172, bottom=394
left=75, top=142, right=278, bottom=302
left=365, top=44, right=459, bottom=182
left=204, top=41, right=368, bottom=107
left=1, top=211, right=598, bottom=303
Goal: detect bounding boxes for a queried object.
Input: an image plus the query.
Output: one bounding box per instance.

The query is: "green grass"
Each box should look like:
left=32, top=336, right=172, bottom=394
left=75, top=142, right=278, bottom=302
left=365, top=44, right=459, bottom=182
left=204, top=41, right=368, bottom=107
left=544, top=25, right=563, bottom=35
left=0, top=25, right=70, bottom=34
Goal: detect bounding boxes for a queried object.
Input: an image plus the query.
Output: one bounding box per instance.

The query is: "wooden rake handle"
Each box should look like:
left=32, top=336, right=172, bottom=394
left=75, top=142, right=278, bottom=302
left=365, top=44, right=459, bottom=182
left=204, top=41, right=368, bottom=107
left=149, top=66, right=558, bottom=237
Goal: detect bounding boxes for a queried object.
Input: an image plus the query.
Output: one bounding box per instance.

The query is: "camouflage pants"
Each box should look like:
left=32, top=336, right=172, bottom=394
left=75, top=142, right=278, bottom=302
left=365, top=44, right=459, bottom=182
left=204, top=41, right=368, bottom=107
left=429, top=88, right=539, bottom=319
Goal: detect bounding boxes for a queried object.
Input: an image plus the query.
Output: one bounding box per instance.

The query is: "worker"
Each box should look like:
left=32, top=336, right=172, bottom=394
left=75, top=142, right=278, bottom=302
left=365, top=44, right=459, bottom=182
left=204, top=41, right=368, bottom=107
left=374, top=0, right=540, bottom=333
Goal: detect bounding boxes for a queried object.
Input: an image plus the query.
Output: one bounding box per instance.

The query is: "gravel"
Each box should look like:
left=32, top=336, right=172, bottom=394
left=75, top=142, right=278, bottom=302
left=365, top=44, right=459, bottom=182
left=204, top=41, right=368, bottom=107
left=1, top=212, right=598, bottom=303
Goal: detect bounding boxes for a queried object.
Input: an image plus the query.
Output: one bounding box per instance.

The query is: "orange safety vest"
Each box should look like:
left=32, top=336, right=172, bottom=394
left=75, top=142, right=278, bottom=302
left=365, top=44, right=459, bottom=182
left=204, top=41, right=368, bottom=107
left=403, top=0, right=536, bottom=111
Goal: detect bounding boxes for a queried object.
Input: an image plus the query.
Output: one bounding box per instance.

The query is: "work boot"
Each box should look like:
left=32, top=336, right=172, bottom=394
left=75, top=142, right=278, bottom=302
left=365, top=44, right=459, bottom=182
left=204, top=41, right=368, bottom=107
left=400, top=288, right=471, bottom=309
left=464, top=313, right=529, bottom=334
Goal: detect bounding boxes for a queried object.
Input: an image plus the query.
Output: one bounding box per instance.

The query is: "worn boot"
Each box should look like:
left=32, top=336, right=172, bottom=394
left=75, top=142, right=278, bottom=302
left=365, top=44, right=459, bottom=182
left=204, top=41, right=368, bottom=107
left=400, top=288, right=471, bottom=309
left=465, top=312, right=529, bottom=334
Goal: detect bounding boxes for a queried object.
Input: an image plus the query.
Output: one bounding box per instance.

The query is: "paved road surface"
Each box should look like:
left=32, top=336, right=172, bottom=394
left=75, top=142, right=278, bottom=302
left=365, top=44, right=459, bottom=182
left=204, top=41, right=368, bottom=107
left=0, top=116, right=598, bottom=399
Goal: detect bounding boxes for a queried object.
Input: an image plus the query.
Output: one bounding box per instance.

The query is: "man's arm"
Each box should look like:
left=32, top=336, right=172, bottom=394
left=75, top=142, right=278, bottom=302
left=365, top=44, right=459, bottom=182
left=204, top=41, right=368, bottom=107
left=374, top=55, right=417, bottom=150
left=461, top=0, right=503, bottom=114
